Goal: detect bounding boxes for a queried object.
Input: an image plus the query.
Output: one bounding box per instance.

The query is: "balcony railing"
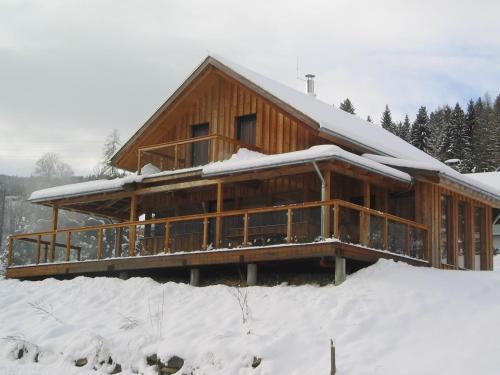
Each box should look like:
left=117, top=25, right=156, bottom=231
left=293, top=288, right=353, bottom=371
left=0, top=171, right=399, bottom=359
left=137, top=135, right=258, bottom=174
left=8, top=199, right=429, bottom=267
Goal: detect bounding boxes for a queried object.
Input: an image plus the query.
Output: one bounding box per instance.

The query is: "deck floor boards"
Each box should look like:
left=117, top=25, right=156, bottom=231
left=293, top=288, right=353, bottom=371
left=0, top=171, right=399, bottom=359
left=6, top=241, right=429, bottom=279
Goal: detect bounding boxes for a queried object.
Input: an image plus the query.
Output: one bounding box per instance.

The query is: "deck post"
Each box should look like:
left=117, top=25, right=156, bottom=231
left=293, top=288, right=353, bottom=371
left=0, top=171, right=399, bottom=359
left=324, top=169, right=332, bottom=238
left=35, top=235, right=41, bottom=264
left=115, top=227, right=122, bottom=257
left=190, top=268, right=200, bottom=286
left=129, top=194, right=137, bottom=256
left=215, top=183, right=223, bottom=248
left=361, top=182, right=371, bottom=246
left=247, top=263, right=257, bottom=286
left=65, top=232, right=72, bottom=261
left=334, top=257, right=346, bottom=286
left=49, top=206, right=58, bottom=262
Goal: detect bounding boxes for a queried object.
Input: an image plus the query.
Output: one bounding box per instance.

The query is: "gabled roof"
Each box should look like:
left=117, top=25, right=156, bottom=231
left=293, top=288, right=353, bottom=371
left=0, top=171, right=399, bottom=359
left=110, top=55, right=499, bottom=203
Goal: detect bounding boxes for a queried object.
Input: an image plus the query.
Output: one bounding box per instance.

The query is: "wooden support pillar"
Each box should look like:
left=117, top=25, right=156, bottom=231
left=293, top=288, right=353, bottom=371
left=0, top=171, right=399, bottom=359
left=324, top=169, right=332, bottom=238
left=115, top=227, right=123, bottom=257
left=247, top=263, right=257, bottom=286
left=49, top=206, right=58, bottom=262
left=129, top=194, right=137, bottom=256
left=334, top=257, right=346, bottom=286
left=190, top=268, right=200, bottom=286
left=215, top=183, right=223, bottom=248
left=486, top=206, right=493, bottom=270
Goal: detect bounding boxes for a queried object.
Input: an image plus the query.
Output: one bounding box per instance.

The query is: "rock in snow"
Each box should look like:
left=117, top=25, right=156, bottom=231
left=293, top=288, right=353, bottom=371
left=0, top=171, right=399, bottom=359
left=1, top=259, right=500, bottom=374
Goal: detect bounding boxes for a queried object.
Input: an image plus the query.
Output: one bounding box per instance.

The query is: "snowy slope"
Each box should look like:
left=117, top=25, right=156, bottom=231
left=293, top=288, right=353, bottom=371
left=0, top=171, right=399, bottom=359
left=1, top=260, right=500, bottom=375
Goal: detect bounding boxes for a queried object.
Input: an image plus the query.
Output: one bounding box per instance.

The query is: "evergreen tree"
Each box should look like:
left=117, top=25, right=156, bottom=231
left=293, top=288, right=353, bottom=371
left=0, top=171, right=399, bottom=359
left=441, top=103, right=465, bottom=163
left=431, top=105, right=451, bottom=159
left=339, top=98, right=355, bottom=114
left=460, top=100, right=475, bottom=172
left=366, top=115, right=373, bottom=123
left=493, top=94, right=500, bottom=169
left=380, top=105, right=396, bottom=134
left=410, top=106, right=431, bottom=153
left=399, top=115, right=411, bottom=142
left=90, top=129, right=126, bottom=179
left=472, top=97, right=496, bottom=172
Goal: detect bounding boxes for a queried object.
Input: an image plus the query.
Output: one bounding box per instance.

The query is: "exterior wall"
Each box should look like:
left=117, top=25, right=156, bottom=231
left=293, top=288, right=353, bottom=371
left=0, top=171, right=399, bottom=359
left=415, top=180, right=494, bottom=270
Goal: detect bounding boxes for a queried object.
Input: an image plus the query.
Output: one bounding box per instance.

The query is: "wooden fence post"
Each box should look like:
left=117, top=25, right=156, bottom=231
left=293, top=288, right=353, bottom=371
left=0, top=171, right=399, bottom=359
left=115, top=227, right=122, bottom=258
left=65, top=232, right=72, bottom=261
left=287, top=208, right=293, bottom=243
left=129, top=194, right=137, bottom=256
left=163, top=222, right=170, bottom=253
left=49, top=206, right=58, bottom=262
left=243, top=212, right=249, bottom=246
left=330, top=339, right=336, bottom=375
left=202, top=218, right=209, bottom=250
left=97, top=228, right=103, bottom=260
left=35, top=235, right=41, bottom=264
left=333, top=203, right=339, bottom=239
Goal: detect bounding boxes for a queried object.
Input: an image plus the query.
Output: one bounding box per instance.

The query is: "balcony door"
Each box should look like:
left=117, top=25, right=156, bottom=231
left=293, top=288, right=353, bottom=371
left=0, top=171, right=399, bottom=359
left=191, top=123, right=209, bottom=167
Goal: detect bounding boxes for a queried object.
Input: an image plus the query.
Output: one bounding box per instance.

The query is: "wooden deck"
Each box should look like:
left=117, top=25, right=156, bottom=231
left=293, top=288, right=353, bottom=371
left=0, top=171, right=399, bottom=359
left=6, top=241, right=429, bottom=279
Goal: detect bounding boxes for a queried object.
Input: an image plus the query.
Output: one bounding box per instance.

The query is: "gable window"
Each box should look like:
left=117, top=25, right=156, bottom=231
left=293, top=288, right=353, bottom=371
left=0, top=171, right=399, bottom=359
left=236, top=114, right=257, bottom=146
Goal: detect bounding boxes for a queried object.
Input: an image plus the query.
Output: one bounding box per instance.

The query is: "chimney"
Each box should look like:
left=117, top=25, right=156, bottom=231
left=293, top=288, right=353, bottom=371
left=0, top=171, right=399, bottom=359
left=305, top=74, right=316, bottom=97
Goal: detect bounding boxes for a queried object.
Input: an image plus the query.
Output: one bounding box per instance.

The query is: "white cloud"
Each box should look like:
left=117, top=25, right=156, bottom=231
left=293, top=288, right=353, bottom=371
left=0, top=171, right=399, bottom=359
left=1, top=0, right=499, bottom=175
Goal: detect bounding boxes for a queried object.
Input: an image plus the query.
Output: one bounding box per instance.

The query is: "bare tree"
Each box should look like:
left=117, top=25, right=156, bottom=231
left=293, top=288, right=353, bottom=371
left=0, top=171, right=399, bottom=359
left=33, top=152, right=74, bottom=180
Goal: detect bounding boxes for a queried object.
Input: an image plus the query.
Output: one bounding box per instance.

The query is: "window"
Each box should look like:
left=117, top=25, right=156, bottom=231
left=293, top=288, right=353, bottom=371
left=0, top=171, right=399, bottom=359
left=457, top=202, right=467, bottom=268
left=191, top=123, right=209, bottom=166
left=474, top=207, right=485, bottom=270
left=236, top=114, right=257, bottom=146
left=440, top=195, right=451, bottom=265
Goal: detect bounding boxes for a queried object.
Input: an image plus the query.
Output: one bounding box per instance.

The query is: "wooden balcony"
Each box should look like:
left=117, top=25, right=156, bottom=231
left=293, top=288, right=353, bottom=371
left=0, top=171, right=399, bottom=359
left=6, top=199, right=429, bottom=279
left=137, top=135, right=258, bottom=174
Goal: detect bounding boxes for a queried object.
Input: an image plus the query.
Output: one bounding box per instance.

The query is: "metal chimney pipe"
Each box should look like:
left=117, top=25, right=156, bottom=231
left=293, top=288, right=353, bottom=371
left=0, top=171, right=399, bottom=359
left=305, top=74, right=316, bottom=97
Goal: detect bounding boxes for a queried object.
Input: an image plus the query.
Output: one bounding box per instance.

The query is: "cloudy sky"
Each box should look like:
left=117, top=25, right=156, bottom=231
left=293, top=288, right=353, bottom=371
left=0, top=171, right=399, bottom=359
left=1, top=0, right=499, bottom=176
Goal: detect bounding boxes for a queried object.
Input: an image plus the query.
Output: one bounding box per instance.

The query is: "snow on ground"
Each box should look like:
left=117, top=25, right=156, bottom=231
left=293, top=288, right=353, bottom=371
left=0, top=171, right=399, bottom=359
left=1, top=260, right=500, bottom=375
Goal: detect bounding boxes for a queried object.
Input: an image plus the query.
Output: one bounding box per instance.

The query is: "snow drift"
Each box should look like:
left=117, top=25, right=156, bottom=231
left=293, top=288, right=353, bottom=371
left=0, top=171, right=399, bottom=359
left=1, top=260, right=500, bottom=374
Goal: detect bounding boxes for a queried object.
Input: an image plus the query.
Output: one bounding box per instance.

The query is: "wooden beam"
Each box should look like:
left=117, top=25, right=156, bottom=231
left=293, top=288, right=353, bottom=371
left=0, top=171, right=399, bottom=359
left=65, top=232, right=72, bottom=261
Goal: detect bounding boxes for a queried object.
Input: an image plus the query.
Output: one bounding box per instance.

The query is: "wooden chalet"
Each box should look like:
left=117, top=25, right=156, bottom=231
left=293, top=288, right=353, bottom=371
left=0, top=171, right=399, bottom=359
left=6, top=56, right=500, bottom=284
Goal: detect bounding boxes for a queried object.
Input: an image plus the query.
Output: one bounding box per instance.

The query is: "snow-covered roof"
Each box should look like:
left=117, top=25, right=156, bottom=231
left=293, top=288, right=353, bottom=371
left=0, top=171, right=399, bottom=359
left=29, top=167, right=202, bottom=202
left=202, top=146, right=412, bottom=183
left=465, top=172, right=500, bottom=191
left=363, top=155, right=500, bottom=201
left=208, top=55, right=500, bottom=201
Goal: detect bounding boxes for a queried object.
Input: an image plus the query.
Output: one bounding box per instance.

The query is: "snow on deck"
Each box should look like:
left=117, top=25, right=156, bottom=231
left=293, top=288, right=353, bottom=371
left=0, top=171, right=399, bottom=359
left=202, top=145, right=412, bottom=183
left=1, top=259, right=500, bottom=374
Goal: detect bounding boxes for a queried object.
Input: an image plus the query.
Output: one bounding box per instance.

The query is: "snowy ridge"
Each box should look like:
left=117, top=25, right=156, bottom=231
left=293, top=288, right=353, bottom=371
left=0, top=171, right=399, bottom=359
left=2, top=259, right=500, bottom=374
